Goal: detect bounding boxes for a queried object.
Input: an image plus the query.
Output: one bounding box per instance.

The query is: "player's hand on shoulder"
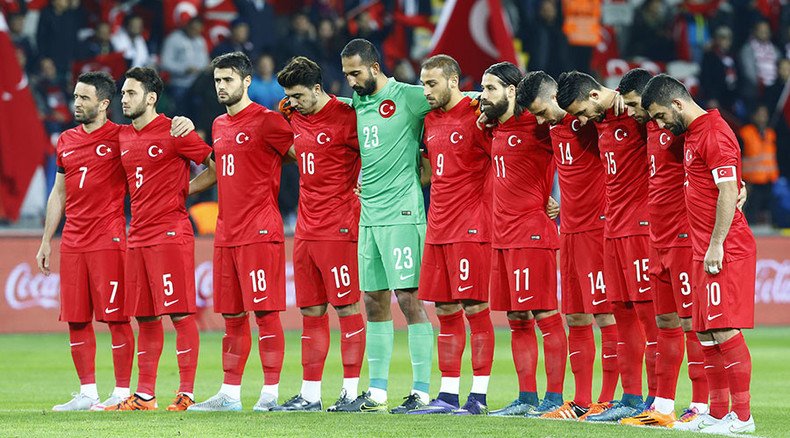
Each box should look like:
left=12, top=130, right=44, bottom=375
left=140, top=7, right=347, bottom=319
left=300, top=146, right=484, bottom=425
left=36, top=240, right=51, bottom=276
left=171, top=116, right=195, bottom=137
left=737, top=181, right=747, bottom=211
left=353, top=182, right=361, bottom=197
left=279, top=97, right=295, bottom=121
left=546, top=196, right=560, bottom=219
left=476, top=112, right=495, bottom=131
left=613, top=92, right=625, bottom=116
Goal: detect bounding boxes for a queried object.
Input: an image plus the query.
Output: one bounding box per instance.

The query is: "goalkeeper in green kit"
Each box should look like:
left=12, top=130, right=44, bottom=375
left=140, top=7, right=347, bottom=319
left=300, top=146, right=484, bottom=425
left=333, top=39, right=434, bottom=414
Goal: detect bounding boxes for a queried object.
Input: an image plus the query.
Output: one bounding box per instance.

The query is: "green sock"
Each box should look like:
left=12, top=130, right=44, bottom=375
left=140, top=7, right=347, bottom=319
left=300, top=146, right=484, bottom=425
left=408, top=322, right=434, bottom=394
left=367, top=320, right=394, bottom=391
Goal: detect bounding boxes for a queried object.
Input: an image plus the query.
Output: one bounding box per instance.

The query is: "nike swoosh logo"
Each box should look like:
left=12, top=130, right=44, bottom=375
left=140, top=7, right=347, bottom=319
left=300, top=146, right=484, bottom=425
left=569, top=351, right=581, bottom=357
left=426, top=135, right=435, bottom=142
left=457, top=285, right=473, bottom=292
left=69, top=342, right=84, bottom=347
left=646, top=341, right=657, bottom=346
left=121, top=150, right=129, bottom=156
left=213, top=137, right=222, bottom=143
left=294, top=134, right=301, bottom=139
left=137, top=351, right=146, bottom=356
left=603, top=354, right=617, bottom=359
left=345, top=328, right=365, bottom=339
left=437, top=333, right=454, bottom=337
left=638, top=287, right=651, bottom=293
left=253, top=296, right=269, bottom=303
left=517, top=296, right=534, bottom=303
left=259, top=335, right=276, bottom=341
left=687, top=362, right=704, bottom=365
left=337, top=290, right=351, bottom=298
left=399, top=273, right=415, bottom=281
left=724, top=361, right=741, bottom=369
left=301, top=336, right=311, bottom=340
left=592, top=299, right=607, bottom=305
left=63, top=151, right=75, bottom=157
left=111, top=344, right=127, bottom=349
left=164, top=299, right=179, bottom=307
left=707, top=313, right=722, bottom=321
left=105, top=307, right=120, bottom=314
left=599, top=134, right=605, bottom=138
left=682, top=302, right=693, bottom=308
left=704, top=365, right=714, bottom=369
left=542, top=332, right=552, bottom=337
left=176, top=348, right=192, bottom=355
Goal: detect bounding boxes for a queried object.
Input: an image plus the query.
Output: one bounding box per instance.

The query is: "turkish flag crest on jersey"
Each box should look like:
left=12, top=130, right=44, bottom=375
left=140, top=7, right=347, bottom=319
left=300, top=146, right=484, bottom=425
left=379, top=100, right=396, bottom=118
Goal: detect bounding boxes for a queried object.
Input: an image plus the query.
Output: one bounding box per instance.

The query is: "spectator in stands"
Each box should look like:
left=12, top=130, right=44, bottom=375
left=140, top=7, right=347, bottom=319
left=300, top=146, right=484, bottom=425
left=316, top=17, right=347, bottom=95
left=626, top=0, right=674, bottom=62
left=765, top=58, right=790, bottom=178
left=741, top=104, right=779, bottom=225
left=673, top=2, right=713, bottom=64
left=111, top=15, right=152, bottom=68
left=700, top=26, right=739, bottom=112
left=210, top=19, right=256, bottom=59
left=35, top=0, right=83, bottom=75
left=32, top=57, right=72, bottom=194
left=161, top=17, right=210, bottom=107
left=8, top=12, right=35, bottom=71
left=526, top=0, right=573, bottom=79
left=79, top=22, right=114, bottom=59
left=740, top=20, right=781, bottom=106
left=248, top=53, right=284, bottom=110
left=280, top=12, right=320, bottom=61
left=765, top=58, right=790, bottom=112
left=232, top=0, right=278, bottom=54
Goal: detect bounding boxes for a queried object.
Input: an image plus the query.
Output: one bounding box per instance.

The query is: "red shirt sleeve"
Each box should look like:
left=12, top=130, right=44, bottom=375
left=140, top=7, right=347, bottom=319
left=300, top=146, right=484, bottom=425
left=344, top=112, right=359, bottom=152
left=265, top=112, right=294, bottom=156
left=176, top=131, right=212, bottom=164
left=700, top=127, right=740, bottom=180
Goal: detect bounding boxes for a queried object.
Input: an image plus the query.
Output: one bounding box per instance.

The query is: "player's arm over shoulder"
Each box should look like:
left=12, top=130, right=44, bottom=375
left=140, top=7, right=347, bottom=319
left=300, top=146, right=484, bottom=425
left=400, top=82, right=432, bottom=117
left=263, top=110, right=295, bottom=156
left=176, top=130, right=212, bottom=164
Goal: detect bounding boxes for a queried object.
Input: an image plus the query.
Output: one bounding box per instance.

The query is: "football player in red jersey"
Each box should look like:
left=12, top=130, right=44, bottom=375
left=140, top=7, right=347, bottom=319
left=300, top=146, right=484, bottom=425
left=267, top=56, right=365, bottom=412
left=643, top=74, right=756, bottom=434
left=516, top=71, right=619, bottom=421
left=557, top=71, right=658, bottom=421
left=480, top=63, right=567, bottom=418
left=404, top=55, right=495, bottom=416
left=187, top=52, right=294, bottom=412
left=37, top=71, right=195, bottom=412
left=617, top=69, right=708, bottom=427
left=104, top=67, right=211, bottom=411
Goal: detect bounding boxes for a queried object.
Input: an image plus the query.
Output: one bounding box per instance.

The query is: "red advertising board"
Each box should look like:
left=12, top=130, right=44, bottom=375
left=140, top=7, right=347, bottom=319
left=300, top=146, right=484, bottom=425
left=1, top=236, right=787, bottom=333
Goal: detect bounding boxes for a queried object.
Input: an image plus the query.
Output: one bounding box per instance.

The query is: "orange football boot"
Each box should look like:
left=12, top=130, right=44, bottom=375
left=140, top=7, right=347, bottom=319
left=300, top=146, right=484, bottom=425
left=578, top=401, right=613, bottom=421
left=621, top=408, right=678, bottom=427
left=541, top=401, right=589, bottom=420
left=104, top=394, right=157, bottom=411
left=167, top=392, right=195, bottom=411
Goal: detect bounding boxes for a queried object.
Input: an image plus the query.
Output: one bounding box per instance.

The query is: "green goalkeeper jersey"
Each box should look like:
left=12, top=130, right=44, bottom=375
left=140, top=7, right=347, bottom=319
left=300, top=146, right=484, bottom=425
left=352, top=78, right=431, bottom=226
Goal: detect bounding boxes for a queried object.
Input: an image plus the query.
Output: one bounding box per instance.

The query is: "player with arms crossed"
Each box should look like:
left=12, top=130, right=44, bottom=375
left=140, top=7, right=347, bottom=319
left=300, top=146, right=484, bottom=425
left=333, top=38, right=434, bottom=413
left=643, top=74, right=756, bottom=434
left=617, top=69, right=709, bottom=427
left=269, top=56, right=366, bottom=412
left=557, top=71, right=658, bottom=421
left=516, top=71, right=619, bottom=420
left=480, top=62, right=568, bottom=418
left=403, top=55, right=495, bottom=416
left=105, top=67, right=211, bottom=411
left=187, top=52, right=294, bottom=412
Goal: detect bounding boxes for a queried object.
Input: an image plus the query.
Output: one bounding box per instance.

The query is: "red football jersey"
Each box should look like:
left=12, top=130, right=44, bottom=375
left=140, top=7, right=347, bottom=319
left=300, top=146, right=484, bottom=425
left=595, top=108, right=650, bottom=238
left=550, top=113, right=605, bottom=234
left=290, top=97, right=360, bottom=241
left=119, top=114, right=211, bottom=247
left=490, top=113, right=558, bottom=249
left=646, top=121, right=691, bottom=248
left=423, top=96, right=492, bottom=244
left=683, top=110, right=756, bottom=262
left=56, top=122, right=126, bottom=252
left=212, top=102, right=294, bottom=246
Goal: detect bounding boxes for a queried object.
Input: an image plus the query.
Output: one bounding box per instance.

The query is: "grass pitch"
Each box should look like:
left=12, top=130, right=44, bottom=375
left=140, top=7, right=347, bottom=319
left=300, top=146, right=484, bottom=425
left=0, top=326, right=786, bottom=437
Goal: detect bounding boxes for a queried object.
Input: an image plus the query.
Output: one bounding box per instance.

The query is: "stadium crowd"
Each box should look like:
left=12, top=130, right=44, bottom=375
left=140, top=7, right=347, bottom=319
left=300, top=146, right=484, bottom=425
left=3, top=0, right=790, bottom=228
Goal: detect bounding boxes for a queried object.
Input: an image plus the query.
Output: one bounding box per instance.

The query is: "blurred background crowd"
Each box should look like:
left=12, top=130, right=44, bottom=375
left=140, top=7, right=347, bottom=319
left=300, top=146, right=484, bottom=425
left=2, top=0, right=789, bottom=234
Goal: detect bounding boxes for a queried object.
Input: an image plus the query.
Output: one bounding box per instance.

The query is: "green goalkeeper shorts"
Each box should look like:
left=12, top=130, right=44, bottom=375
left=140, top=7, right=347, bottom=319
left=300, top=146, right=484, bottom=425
left=358, top=224, right=426, bottom=292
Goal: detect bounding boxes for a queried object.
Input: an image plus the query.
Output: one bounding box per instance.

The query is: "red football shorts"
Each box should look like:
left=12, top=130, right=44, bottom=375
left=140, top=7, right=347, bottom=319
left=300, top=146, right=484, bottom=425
left=650, top=245, right=694, bottom=318
left=418, top=242, right=491, bottom=303
left=604, top=235, right=652, bottom=303
left=125, top=243, right=196, bottom=317
left=214, top=242, right=286, bottom=313
left=560, top=229, right=611, bottom=315
left=490, top=247, right=557, bottom=312
left=59, top=250, right=129, bottom=323
left=294, top=239, right=360, bottom=308
left=692, top=255, right=756, bottom=332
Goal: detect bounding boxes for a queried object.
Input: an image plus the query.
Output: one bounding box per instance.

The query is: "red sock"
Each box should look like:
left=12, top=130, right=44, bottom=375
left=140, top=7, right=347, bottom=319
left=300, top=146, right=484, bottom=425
left=509, top=319, right=538, bottom=393
left=107, top=322, right=134, bottom=388
left=612, top=302, right=645, bottom=396
left=136, top=319, right=164, bottom=396
left=656, top=326, right=684, bottom=400
left=222, top=315, right=251, bottom=385
left=718, top=333, right=752, bottom=420
left=701, top=343, right=730, bottom=419
left=437, top=311, right=466, bottom=378
left=339, top=313, right=365, bottom=378
left=598, top=323, right=619, bottom=402
left=537, top=313, right=567, bottom=394
left=568, top=324, right=594, bottom=406
left=302, top=314, right=330, bottom=381
left=466, top=308, right=494, bottom=377
left=68, top=322, right=96, bottom=385
left=635, top=301, right=658, bottom=397
left=173, top=315, right=200, bottom=394
left=256, top=312, right=284, bottom=385
left=685, top=331, right=709, bottom=404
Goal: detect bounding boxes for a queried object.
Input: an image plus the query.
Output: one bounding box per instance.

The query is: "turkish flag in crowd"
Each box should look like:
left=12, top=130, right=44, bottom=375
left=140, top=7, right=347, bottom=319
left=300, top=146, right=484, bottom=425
left=428, top=0, right=518, bottom=82
left=0, top=13, right=49, bottom=221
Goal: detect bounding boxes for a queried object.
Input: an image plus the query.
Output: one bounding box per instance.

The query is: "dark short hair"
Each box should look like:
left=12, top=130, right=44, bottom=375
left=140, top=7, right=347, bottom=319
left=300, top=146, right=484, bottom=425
left=556, top=71, right=603, bottom=109
left=123, top=67, right=163, bottom=103
left=211, top=51, right=253, bottom=80
left=516, top=71, right=556, bottom=108
left=641, top=74, right=692, bottom=110
left=277, top=56, right=323, bottom=89
left=618, top=68, right=653, bottom=96
left=340, top=38, right=380, bottom=66
left=77, top=71, right=116, bottom=102
left=484, top=62, right=522, bottom=88
left=421, top=54, right=461, bottom=79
